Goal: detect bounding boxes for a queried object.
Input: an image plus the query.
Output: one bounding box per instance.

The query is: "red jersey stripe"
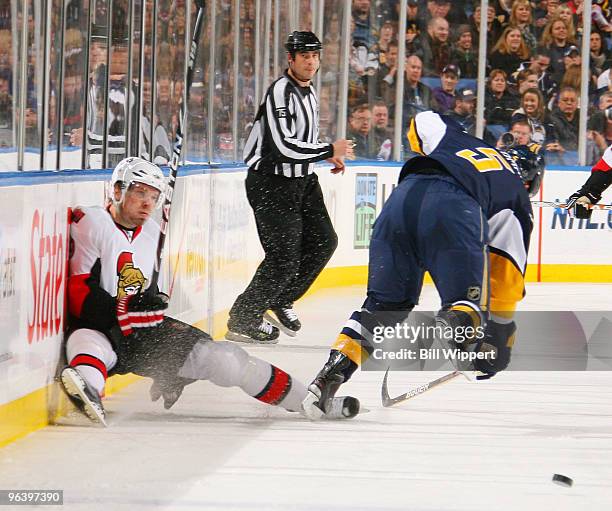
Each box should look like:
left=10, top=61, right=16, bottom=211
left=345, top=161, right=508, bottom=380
left=255, top=366, right=291, bottom=405
left=70, top=353, right=108, bottom=380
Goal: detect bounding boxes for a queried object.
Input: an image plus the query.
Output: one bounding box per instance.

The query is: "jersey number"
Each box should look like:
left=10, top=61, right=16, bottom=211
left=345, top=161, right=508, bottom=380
left=456, top=148, right=512, bottom=172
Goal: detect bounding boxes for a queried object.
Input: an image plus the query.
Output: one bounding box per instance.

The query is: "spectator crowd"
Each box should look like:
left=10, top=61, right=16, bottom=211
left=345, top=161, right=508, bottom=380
left=1, top=0, right=611, bottom=169
left=338, top=0, right=612, bottom=164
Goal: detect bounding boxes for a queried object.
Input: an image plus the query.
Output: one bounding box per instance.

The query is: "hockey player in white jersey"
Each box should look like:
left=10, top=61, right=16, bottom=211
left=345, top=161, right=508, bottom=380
left=60, top=157, right=358, bottom=425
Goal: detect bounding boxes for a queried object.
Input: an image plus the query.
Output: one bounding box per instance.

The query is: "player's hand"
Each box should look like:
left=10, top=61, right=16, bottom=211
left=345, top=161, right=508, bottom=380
left=566, top=191, right=595, bottom=219
left=473, top=320, right=516, bottom=380
left=326, top=156, right=345, bottom=174
left=117, top=292, right=169, bottom=336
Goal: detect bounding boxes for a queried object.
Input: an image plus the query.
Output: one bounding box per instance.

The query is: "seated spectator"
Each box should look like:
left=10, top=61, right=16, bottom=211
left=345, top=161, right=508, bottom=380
left=555, top=3, right=578, bottom=40
left=422, top=0, right=452, bottom=32
left=549, top=86, right=580, bottom=155
left=374, top=19, right=396, bottom=67
left=470, top=4, right=503, bottom=51
left=511, top=87, right=553, bottom=145
left=390, top=0, right=423, bottom=32
left=534, top=0, right=560, bottom=39
left=405, top=22, right=424, bottom=60
left=560, top=62, right=583, bottom=95
left=370, top=100, right=393, bottom=160
left=510, top=0, right=538, bottom=53
left=353, top=0, right=377, bottom=48
left=347, top=103, right=373, bottom=159
left=402, top=55, right=439, bottom=134
left=373, top=40, right=399, bottom=107
left=541, top=18, right=576, bottom=84
left=433, top=63, right=460, bottom=113
left=515, top=67, right=541, bottom=96
left=485, top=68, right=520, bottom=134
left=531, top=46, right=558, bottom=104
left=349, top=22, right=376, bottom=106
left=420, top=16, right=451, bottom=76
left=493, top=0, right=513, bottom=27
left=489, top=26, right=531, bottom=77
left=0, top=72, right=11, bottom=133
left=446, top=87, right=478, bottom=135
left=587, top=90, right=612, bottom=152
left=451, top=24, right=478, bottom=79
left=589, top=30, right=611, bottom=84
left=559, top=44, right=581, bottom=85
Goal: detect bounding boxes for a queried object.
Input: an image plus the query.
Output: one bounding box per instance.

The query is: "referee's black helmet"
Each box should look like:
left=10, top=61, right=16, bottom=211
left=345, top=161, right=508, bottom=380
left=285, top=31, right=322, bottom=55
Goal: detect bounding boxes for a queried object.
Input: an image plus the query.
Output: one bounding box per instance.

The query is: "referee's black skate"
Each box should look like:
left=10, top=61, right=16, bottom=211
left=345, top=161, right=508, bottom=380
left=264, top=306, right=301, bottom=337
left=60, top=367, right=107, bottom=426
left=225, top=319, right=280, bottom=344
left=302, top=350, right=360, bottom=420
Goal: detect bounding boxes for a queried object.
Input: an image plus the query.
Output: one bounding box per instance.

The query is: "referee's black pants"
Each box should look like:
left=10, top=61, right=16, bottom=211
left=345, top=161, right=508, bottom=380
left=229, top=171, right=338, bottom=327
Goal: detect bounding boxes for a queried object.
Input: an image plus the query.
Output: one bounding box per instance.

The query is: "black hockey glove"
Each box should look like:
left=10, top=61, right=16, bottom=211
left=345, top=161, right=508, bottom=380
left=566, top=191, right=598, bottom=220
left=116, top=292, right=169, bottom=336
left=473, top=320, right=516, bottom=380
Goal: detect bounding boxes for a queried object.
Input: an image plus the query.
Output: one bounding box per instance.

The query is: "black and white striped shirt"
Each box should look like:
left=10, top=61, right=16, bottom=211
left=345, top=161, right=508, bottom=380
left=243, top=70, right=333, bottom=178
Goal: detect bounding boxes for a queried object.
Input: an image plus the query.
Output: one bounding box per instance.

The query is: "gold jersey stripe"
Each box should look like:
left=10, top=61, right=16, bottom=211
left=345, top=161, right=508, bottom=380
left=407, top=118, right=424, bottom=154
left=489, top=251, right=525, bottom=317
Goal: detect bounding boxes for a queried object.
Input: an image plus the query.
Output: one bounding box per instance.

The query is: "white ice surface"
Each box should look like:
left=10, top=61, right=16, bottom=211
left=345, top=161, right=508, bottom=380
left=1, top=283, right=612, bottom=511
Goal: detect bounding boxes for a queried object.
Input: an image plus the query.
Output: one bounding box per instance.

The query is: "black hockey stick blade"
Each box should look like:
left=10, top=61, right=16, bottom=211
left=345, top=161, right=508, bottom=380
left=381, top=369, right=462, bottom=407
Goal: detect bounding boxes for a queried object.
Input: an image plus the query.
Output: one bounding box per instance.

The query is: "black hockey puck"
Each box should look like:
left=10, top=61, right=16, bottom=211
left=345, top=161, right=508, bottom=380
left=552, top=474, right=573, bottom=487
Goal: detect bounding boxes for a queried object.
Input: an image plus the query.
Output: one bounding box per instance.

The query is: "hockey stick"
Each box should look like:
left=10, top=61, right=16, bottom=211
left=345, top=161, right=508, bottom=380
left=150, top=0, right=206, bottom=291
left=531, top=201, right=612, bottom=210
left=381, top=369, right=461, bottom=407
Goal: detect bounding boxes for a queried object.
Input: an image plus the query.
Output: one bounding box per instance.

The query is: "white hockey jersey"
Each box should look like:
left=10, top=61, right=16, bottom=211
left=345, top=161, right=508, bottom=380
left=68, top=205, right=162, bottom=332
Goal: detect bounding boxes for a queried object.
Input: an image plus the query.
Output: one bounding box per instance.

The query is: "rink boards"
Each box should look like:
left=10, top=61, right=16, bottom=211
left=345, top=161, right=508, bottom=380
left=0, top=162, right=610, bottom=446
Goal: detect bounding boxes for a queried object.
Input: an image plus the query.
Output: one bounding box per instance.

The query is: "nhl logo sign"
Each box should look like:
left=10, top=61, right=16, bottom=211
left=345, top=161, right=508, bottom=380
left=467, top=286, right=481, bottom=301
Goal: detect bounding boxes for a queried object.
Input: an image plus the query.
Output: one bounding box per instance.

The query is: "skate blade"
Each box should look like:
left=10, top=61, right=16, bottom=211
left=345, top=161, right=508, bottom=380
left=60, top=370, right=107, bottom=427
left=224, top=331, right=280, bottom=345
left=263, top=312, right=298, bottom=337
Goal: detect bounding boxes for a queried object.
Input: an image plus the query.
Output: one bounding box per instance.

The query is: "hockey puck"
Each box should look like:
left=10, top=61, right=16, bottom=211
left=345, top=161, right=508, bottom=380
left=552, top=474, right=573, bottom=487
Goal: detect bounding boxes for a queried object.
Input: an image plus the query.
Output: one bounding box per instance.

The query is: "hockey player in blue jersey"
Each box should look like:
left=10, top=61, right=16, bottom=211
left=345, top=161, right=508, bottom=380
left=302, top=111, right=545, bottom=419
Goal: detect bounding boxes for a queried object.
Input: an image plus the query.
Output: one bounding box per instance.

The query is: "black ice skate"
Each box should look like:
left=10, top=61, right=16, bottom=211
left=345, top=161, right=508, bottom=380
left=225, top=319, right=280, bottom=344
left=302, top=350, right=360, bottom=420
left=264, top=306, right=301, bottom=337
left=60, top=367, right=107, bottom=426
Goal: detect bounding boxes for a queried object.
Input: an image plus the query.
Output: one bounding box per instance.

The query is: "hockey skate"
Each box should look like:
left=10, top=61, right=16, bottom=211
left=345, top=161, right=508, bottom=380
left=264, top=306, right=301, bottom=337
left=302, top=350, right=360, bottom=420
left=60, top=367, right=107, bottom=426
left=225, top=319, right=280, bottom=344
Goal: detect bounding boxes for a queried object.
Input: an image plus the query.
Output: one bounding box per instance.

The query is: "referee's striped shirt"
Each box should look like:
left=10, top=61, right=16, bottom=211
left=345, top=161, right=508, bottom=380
left=243, top=70, right=333, bottom=178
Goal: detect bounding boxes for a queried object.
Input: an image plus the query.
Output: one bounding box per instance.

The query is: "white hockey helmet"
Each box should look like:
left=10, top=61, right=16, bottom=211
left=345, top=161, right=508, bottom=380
left=109, top=157, right=166, bottom=208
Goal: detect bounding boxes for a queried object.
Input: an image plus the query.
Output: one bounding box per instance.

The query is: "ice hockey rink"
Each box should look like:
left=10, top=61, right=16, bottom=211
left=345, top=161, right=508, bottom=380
left=1, top=283, right=611, bottom=511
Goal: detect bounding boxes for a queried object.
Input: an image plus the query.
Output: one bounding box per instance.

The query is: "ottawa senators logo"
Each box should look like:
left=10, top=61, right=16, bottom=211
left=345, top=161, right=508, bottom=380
left=116, top=252, right=146, bottom=300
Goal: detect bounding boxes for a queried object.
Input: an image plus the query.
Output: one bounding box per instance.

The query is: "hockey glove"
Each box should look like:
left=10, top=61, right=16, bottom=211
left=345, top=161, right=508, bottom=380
left=473, top=320, right=516, bottom=380
left=117, top=292, right=169, bottom=336
left=566, top=191, right=598, bottom=219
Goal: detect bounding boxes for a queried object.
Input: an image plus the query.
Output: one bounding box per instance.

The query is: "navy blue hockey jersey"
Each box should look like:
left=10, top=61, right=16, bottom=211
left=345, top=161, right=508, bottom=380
left=403, top=111, right=534, bottom=316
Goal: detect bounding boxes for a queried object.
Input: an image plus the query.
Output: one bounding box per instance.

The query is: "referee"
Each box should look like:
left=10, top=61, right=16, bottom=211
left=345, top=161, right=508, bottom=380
left=226, top=31, right=353, bottom=344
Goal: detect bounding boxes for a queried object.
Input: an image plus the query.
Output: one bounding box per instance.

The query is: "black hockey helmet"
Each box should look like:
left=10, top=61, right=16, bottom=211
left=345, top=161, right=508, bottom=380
left=505, top=145, right=545, bottom=197
left=285, top=31, right=322, bottom=55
